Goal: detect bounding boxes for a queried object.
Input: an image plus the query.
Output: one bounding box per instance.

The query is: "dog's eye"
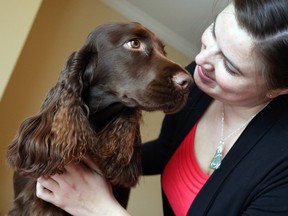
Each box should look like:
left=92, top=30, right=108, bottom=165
left=127, top=39, right=141, bottom=49
left=124, top=39, right=147, bottom=55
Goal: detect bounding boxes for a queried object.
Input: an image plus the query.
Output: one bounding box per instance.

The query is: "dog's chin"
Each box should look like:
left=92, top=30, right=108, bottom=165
left=161, top=101, right=187, bottom=114
left=141, top=102, right=185, bottom=114
left=121, top=96, right=186, bottom=115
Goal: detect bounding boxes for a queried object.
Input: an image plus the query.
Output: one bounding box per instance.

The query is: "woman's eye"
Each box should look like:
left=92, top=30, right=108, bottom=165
left=224, top=61, right=237, bottom=75
left=127, top=39, right=141, bottom=49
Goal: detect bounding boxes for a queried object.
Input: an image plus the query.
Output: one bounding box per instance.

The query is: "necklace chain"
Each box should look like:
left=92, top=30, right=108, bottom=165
left=209, top=102, right=270, bottom=170
left=220, top=108, right=256, bottom=142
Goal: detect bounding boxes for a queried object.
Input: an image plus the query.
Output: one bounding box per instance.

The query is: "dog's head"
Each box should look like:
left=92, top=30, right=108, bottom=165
left=7, top=22, right=193, bottom=178
left=81, top=22, right=193, bottom=114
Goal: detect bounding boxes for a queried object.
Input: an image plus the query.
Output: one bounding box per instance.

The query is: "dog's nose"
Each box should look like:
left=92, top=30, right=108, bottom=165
left=172, top=72, right=192, bottom=90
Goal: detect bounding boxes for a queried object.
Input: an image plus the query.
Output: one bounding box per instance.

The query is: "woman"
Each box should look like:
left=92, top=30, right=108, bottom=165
left=36, top=0, right=288, bottom=215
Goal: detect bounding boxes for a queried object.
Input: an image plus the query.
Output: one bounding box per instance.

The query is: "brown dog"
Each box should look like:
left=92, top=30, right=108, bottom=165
left=7, top=22, right=193, bottom=215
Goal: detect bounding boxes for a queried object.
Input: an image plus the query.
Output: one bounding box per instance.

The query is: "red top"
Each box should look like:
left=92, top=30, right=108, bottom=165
left=162, top=122, right=209, bottom=216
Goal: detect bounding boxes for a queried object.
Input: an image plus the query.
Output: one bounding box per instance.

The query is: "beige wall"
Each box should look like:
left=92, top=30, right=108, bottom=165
left=0, top=0, right=43, bottom=102
left=0, top=0, right=191, bottom=215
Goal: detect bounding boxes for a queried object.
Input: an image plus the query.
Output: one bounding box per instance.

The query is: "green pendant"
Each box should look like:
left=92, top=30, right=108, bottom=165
left=209, top=144, right=223, bottom=170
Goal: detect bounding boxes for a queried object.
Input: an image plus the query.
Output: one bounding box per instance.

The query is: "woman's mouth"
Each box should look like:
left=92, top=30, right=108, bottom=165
left=197, top=65, right=215, bottom=83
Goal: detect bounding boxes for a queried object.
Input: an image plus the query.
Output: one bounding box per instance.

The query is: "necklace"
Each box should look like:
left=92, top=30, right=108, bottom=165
left=209, top=106, right=257, bottom=170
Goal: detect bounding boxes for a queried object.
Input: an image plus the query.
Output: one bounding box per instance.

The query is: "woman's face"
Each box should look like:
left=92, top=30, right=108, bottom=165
left=194, top=4, right=269, bottom=107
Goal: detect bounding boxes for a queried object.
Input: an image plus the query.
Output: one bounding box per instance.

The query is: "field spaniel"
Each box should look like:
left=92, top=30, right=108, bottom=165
left=7, top=22, right=193, bottom=215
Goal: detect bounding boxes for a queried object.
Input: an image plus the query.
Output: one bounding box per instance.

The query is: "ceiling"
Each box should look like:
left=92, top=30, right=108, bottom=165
left=101, top=0, right=229, bottom=58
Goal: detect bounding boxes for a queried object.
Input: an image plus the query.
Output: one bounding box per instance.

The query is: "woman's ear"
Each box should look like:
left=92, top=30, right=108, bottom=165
left=267, top=88, right=288, bottom=98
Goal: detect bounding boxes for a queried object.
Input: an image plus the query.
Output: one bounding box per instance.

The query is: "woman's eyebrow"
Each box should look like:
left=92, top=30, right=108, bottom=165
left=212, top=16, right=244, bottom=75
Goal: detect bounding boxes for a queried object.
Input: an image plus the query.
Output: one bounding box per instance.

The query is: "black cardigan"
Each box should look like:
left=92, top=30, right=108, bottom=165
left=142, top=62, right=288, bottom=215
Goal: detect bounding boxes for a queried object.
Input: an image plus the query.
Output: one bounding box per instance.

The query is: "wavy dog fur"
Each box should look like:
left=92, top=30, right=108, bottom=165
left=7, top=22, right=192, bottom=215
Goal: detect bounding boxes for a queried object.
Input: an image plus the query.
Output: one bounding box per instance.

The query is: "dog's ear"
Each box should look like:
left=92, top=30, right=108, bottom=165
left=94, top=108, right=143, bottom=187
left=7, top=50, right=97, bottom=178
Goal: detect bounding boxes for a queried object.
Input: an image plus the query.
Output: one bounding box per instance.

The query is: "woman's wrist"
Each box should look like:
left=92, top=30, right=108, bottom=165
left=83, top=198, right=130, bottom=216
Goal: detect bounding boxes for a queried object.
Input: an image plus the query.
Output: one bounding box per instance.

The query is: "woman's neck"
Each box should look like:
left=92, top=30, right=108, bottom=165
left=219, top=100, right=271, bottom=127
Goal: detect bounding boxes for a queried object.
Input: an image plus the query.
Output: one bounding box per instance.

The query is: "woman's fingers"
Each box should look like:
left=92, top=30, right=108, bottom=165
left=36, top=177, right=57, bottom=204
left=35, top=161, right=130, bottom=215
left=37, top=176, right=59, bottom=191
left=81, top=157, right=103, bottom=176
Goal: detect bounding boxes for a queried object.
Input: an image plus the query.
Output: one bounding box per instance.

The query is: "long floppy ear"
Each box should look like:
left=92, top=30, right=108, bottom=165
left=93, top=108, right=143, bottom=187
left=7, top=49, right=97, bottom=178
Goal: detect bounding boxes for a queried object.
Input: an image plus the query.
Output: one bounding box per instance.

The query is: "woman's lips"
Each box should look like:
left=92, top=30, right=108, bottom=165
left=197, top=65, right=215, bottom=83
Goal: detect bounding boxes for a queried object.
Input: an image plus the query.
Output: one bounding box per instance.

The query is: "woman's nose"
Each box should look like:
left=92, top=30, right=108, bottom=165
left=195, top=43, right=220, bottom=69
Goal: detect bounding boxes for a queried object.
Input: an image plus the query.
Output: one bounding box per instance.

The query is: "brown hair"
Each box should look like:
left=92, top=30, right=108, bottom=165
left=233, top=0, right=288, bottom=90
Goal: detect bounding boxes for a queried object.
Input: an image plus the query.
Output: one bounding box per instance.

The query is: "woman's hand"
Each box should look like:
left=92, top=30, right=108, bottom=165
left=36, top=158, right=130, bottom=216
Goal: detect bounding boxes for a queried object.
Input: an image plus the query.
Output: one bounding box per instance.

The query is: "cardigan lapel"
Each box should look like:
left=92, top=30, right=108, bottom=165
left=187, top=97, right=287, bottom=215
